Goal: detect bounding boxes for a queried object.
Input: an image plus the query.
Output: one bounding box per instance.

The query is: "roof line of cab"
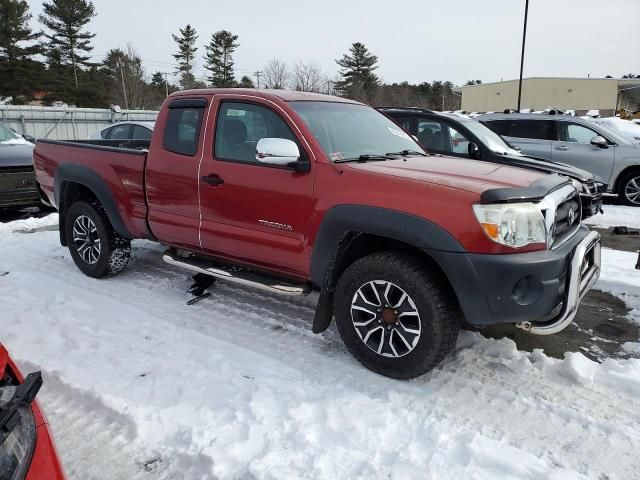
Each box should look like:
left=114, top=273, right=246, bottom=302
left=169, top=88, right=363, bottom=104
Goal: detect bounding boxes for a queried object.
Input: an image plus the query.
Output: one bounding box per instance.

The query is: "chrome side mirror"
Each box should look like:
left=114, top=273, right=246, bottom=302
left=590, top=135, right=608, bottom=149
left=256, top=138, right=300, bottom=166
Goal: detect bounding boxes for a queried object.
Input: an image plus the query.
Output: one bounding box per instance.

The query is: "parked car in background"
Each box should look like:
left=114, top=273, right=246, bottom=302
left=33, top=89, right=601, bottom=379
left=0, top=344, right=66, bottom=479
left=379, top=107, right=603, bottom=218
left=588, top=117, right=640, bottom=146
left=478, top=113, right=640, bottom=206
left=89, top=121, right=155, bottom=141
left=0, top=121, right=41, bottom=209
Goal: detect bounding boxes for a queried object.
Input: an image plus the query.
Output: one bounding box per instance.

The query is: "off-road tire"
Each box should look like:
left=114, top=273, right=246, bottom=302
left=617, top=170, right=640, bottom=207
left=65, top=201, right=131, bottom=278
left=334, top=251, right=460, bottom=379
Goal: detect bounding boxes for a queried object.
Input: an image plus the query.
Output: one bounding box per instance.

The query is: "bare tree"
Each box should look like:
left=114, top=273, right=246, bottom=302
left=293, top=60, right=324, bottom=93
left=263, top=58, right=289, bottom=89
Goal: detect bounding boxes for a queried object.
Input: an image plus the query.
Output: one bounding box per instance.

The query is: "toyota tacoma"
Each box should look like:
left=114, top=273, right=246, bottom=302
left=33, top=89, right=601, bottom=379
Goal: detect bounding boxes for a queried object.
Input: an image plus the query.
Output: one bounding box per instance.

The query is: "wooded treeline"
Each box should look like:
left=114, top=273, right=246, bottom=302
left=0, top=0, right=467, bottom=110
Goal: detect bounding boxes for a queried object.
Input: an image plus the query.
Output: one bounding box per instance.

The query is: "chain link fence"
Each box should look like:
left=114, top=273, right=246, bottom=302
left=0, top=105, right=158, bottom=140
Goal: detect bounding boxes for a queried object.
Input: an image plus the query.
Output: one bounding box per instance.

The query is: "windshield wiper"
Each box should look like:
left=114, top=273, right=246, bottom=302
left=386, top=150, right=428, bottom=157
left=0, top=372, right=42, bottom=444
left=334, top=154, right=395, bottom=163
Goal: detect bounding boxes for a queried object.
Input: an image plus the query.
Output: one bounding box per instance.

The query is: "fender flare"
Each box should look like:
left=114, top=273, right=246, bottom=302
left=309, top=205, right=465, bottom=333
left=311, top=205, right=464, bottom=287
left=55, top=163, right=132, bottom=242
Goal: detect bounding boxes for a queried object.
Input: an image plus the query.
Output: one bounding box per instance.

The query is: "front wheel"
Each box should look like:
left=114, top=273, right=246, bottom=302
left=618, top=170, right=640, bottom=206
left=65, top=201, right=131, bottom=278
left=334, top=251, right=460, bottom=379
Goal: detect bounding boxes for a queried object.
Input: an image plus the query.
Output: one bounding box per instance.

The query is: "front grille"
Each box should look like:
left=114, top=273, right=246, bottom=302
left=553, top=197, right=581, bottom=245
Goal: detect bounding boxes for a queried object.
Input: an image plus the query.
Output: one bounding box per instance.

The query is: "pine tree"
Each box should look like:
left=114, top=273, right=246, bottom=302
left=204, top=30, right=239, bottom=87
left=39, top=0, right=96, bottom=89
left=334, top=42, right=379, bottom=101
left=172, top=24, right=198, bottom=89
left=0, top=0, right=42, bottom=102
left=151, top=72, right=165, bottom=89
left=237, top=75, right=254, bottom=88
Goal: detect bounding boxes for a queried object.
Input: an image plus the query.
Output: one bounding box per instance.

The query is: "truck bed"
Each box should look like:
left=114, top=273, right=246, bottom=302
left=33, top=139, right=152, bottom=239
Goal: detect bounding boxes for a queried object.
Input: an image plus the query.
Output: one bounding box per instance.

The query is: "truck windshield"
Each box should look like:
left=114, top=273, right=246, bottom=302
left=289, top=102, right=425, bottom=162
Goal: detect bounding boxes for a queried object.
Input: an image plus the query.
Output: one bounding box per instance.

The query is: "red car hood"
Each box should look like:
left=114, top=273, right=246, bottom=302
left=344, top=155, right=547, bottom=195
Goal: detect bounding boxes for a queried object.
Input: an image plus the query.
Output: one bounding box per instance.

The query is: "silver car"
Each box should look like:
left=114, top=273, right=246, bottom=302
left=478, top=113, right=640, bottom=206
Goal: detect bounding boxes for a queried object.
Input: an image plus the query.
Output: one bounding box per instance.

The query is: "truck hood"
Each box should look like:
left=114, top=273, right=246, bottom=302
left=0, top=141, right=34, bottom=168
left=344, top=155, right=548, bottom=196
left=503, top=154, right=595, bottom=182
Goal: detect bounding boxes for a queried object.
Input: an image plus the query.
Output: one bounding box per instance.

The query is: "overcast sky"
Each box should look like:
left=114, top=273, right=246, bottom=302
left=26, top=0, right=640, bottom=86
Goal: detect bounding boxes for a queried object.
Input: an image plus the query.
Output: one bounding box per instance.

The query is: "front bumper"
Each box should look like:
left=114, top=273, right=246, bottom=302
left=428, top=226, right=601, bottom=334
left=580, top=191, right=603, bottom=219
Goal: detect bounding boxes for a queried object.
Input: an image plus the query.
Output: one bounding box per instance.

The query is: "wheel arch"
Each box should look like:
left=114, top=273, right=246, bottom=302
left=55, top=164, right=132, bottom=246
left=613, top=164, right=640, bottom=194
left=310, top=205, right=464, bottom=333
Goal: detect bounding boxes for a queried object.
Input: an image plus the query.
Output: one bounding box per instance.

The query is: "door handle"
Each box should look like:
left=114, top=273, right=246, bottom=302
left=554, top=146, right=569, bottom=151
left=201, top=174, right=224, bottom=187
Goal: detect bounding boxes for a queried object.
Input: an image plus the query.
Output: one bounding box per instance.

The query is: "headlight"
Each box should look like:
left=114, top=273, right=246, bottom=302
left=473, top=203, right=546, bottom=248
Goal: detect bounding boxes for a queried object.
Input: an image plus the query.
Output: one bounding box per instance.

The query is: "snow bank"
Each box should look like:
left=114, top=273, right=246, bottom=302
left=1, top=221, right=640, bottom=479
left=0, top=213, right=58, bottom=233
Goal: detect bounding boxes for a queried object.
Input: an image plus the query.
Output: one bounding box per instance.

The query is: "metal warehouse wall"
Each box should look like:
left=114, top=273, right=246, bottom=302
left=461, top=78, right=621, bottom=113
left=0, top=106, right=158, bottom=140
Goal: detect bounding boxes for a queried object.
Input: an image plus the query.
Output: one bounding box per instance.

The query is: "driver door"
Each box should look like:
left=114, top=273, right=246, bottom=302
left=551, top=121, right=615, bottom=184
left=198, top=97, right=316, bottom=277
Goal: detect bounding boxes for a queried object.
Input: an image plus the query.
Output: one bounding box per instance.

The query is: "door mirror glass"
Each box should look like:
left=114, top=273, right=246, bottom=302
left=256, top=138, right=300, bottom=166
left=468, top=142, right=481, bottom=159
left=590, top=135, right=608, bottom=148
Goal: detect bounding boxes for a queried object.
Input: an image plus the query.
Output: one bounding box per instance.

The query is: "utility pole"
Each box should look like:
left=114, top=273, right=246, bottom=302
left=516, top=0, right=530, bottom=112
left=254, top=70, right=263, bottom=89
left=118, top=60, right=129, bottom=110
left=163, top=72, right=170, bottom=98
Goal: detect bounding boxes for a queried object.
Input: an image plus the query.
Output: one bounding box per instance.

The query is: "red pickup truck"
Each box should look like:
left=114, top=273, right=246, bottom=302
left=33, top=89, right=601, bottom=379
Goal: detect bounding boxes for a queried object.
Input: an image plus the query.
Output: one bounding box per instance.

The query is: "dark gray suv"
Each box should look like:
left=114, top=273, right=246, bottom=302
left=479, top=113, right=640, bottom=206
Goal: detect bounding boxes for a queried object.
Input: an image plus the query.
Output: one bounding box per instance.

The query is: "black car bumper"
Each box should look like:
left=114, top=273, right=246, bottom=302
left=580, top=192, right=603, bottom=220
left=0, top=167, right=40, bottom=208
left=428, top=226, right=601, bottom=333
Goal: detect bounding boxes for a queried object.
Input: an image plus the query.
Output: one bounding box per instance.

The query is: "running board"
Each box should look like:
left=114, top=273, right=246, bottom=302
left=162, top=248, right=311, bottom=296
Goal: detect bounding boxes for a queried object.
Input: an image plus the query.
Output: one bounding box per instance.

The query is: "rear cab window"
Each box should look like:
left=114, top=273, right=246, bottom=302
left=163, top=99, right=207, bottom=156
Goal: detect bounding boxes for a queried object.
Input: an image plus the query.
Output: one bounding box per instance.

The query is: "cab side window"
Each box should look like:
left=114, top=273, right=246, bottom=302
left=417, top=120, right=445, bottom=151
left=163, top=103, right=205, bottom=156
left=109, top=124, right=132, bottom=140
left=133, top=125, right=152, bottom=140
left=214, top=101, right=298, bottom=164
left=558, top=123, right=602, bottom=144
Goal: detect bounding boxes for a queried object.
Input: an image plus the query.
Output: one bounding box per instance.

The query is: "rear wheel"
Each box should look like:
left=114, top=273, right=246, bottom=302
left=65, top=201, right=131, bottom=278
left=618, top=170, right=640, bottom=206
left=334, top=251, right=460, bottom=379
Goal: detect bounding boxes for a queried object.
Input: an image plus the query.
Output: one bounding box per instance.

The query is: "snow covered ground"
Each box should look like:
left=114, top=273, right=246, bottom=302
left=585, top=204, right=640, bottom=229
left=2, top=213, right=640, bottom=479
